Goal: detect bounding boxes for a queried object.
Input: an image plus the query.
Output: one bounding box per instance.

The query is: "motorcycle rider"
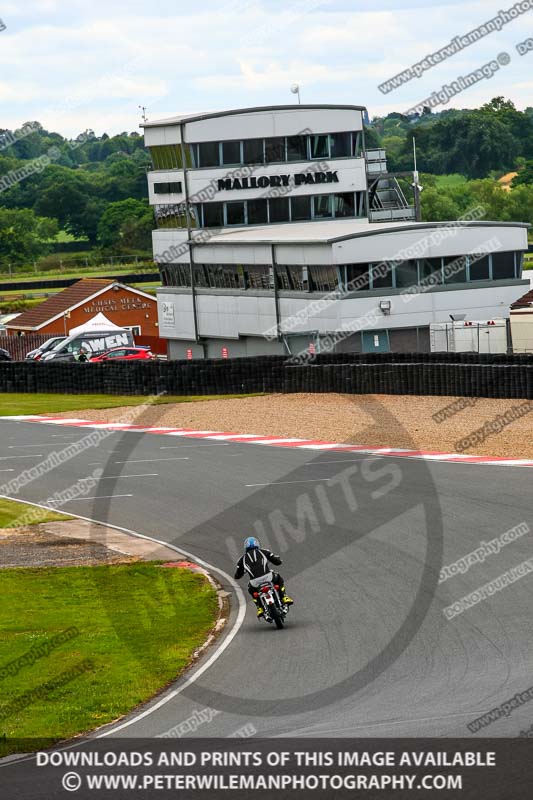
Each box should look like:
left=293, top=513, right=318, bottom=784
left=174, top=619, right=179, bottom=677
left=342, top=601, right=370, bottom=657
left=234, top=537, right=293, bottom=618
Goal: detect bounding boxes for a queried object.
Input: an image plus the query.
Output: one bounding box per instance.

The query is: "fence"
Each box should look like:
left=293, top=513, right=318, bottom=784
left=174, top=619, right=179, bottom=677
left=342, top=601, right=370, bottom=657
left=1, top=353, right=532, bottom=399
left=0, top=333, right=57, bottom=361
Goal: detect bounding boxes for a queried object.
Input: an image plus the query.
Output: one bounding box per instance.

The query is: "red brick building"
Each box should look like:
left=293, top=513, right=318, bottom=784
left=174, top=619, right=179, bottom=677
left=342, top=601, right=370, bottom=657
left=6, top=279, right=162, bottom=350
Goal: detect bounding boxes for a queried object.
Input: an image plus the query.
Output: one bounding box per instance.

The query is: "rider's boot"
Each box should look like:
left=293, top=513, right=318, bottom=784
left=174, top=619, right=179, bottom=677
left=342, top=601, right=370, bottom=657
left=280, top=586, right=293, bottom=605
left=253, top=597, right=264, bottom=617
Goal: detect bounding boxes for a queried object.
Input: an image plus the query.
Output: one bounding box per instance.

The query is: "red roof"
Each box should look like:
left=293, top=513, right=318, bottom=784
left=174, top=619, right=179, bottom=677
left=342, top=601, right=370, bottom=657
left=7, top=279, right=136, bottom=330
left=511, top=288, right=533, bottom=309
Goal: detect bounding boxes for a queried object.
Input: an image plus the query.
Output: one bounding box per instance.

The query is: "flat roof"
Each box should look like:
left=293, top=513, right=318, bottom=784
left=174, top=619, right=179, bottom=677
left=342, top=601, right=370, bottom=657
left=142, top=104, right=367, bottom=129
left=189, top=218, right=530, bottom=247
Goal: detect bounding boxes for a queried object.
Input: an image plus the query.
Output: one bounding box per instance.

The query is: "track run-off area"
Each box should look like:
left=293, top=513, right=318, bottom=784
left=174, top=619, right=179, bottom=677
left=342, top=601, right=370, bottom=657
left=0, top=414, right=532, bottom=741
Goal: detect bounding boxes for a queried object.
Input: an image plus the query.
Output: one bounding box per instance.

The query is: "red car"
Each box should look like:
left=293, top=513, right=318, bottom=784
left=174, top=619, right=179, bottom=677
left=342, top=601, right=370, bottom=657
left=89, top=346, right=155, bottom=362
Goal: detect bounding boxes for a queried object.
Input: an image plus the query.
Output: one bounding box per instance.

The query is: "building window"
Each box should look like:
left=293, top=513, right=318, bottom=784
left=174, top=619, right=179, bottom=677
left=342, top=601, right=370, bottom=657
left=287, top=135, right=308, bottom=161
left=309, top=265, right=339, bottom=292
left=221, top=140, right=241, bottom=165
left=198, top=141, right=220, bottom=167
left=469, top=254, right=490, bottom=281
left=443, top=255, right=467, bottom=283
left=269, top=197, right=290, bottom=223
left=492, top=251, right=516, bottom=279
left=352, top=132, right=363, bottom=157
left=243, top=264, right=272, bottom=289
left=333, top=192, right=355, bottom=218
left=243, top=138, right=264, bottom=164
left=225, top=201, right=246, bottom=226
left=154, top=203, right=190, bottom=229
left=203, top=202, right=224, bottom=227
left=395, top=259, right=418, bottom=288
left=150, top=144, right=193, bottom=170
left=291, top=195, right=312, bottom=221
left=371, top=262, right=394, bottom=289
left=419, top=257, right=443, bottom=285
left=313, top=195, right=333, bottom=219
left=247, top=198, right=268, bottom=225
left=154, top=181, right=183, bottom=194
left=276, top=265, right=308, bottom=291
left=265, top=137, right=285, bottom=163
left=346, top=264, right=370, bottom=291
left=310, top=134, right=329, bottom=159
left=329, top=132, right=351, bottom=158
left=161, top=264, right=191, bottom=287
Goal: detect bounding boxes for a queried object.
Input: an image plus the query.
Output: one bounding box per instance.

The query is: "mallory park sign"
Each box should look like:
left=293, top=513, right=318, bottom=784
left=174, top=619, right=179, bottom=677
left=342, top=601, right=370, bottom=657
left=217, top=170, right=339, bottom=191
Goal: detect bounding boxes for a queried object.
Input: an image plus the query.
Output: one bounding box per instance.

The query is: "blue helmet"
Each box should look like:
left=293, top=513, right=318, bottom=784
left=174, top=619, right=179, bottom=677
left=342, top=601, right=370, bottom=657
left=244, top=536, right=260, bottom=551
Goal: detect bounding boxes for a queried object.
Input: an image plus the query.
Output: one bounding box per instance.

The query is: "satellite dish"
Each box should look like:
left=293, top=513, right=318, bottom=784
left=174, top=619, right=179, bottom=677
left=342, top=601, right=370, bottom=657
left=290, top=84, right=301, bottom=104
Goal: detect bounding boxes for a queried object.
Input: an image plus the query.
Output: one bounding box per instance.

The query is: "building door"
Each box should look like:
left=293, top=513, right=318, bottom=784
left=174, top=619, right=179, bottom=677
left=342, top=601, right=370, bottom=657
left=362, top=329, right=390, bottom=353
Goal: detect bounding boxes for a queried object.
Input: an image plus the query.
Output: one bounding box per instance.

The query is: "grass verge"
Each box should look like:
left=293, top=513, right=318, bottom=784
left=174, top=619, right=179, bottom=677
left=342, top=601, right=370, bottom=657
left=0, top=563, right=218, bottom=753
left=0, top=498, right=70, bottom=528
left=0, top=392, right=264, bottom=416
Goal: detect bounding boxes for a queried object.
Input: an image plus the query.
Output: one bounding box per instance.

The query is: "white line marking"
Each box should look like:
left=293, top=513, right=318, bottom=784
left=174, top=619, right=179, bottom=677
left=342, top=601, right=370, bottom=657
left=97, top=474, right=159, bottom=480
left=114, top=457, right=189, bottom=464
left=71, top=494, right=135, bottom=501
left=0, top=469, right=15, bottom=472
left=0, top=454, right=44, bottom=460
left=245, top=478, right=332, bottom=487
left=160, top=443, right=229, bottom=449
left=8, top=443, right=71, bottom=448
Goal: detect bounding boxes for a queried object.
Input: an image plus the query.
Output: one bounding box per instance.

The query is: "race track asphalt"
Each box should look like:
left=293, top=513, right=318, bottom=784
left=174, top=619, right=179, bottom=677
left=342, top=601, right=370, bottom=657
left=1, top=417, right=532, bottom=741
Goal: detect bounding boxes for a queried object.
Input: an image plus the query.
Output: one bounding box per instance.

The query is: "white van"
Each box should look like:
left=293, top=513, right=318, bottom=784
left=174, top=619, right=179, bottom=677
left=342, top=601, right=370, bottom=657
left=42, top=329, right=135, bottom=362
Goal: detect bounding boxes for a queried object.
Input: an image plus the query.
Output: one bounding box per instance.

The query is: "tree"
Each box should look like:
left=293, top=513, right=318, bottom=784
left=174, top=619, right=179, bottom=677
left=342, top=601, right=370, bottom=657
left=97, top=199, right=152, bottom=250
left=421, top=188, right=461, bottom=221
left=0, top=208, right=58, bottom=267
left=512, top=161, right=533, bottom=186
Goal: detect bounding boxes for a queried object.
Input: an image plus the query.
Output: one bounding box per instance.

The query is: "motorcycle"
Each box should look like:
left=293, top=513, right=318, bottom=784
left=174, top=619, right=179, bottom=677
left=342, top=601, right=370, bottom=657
left=251, top=573, right=290, bottom=629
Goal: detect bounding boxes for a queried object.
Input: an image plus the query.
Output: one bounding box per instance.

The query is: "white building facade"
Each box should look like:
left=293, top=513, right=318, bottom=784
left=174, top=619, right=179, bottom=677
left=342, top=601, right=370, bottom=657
left=143, top=105, right=529, bottom=358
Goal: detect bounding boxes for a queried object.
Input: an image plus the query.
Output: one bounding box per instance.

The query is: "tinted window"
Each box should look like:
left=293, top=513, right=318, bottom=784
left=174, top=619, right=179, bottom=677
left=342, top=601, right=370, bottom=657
left=443, top=255, right=467, bottom=283
left=243, top=139, right=264, bottom=164
left=269, top=197, right=290, bottom=222
left=291, top=195, right=312, bottom=221
left=469, top=254, right=490, bottom=281
left=264, top=137, right=285, bottom=163
left=310, top=135, right=329, bottom=159
left=346, top=264, right=370, bottom=291
left=287, top=135, right=307, bottom=161
left=330, top=132, right=351, bottom=158
left=108, top=350, right=127, bottom=358
left=198, top=141, right=220, bottom=167
left=372, top=262, right=394, bottom=289
left=395, top=260, right=418, bottom=288
left=247, top=199, right=268, bottom=224
left=313, top=195, right=333, bottom=219
left=222, top=140, right=241, bottom=165
left=419, top=257, right=442, bottom=284
left=203, top=203, right=224, bottom=227
left=226, top=201, right=245, bottom=225
left=492, top=251, right=515, bottom=279
left=334, top=192, right=355, bottom=218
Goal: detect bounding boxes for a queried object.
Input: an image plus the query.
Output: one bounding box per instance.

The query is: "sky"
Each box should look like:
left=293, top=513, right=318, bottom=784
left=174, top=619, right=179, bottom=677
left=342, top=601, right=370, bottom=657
left=0, top=0, right=531, bottom=137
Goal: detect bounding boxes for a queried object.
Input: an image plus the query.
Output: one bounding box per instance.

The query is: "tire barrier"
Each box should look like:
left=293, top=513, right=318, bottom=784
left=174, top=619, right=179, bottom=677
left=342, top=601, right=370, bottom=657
left=1, top=353, right=532, bottom=399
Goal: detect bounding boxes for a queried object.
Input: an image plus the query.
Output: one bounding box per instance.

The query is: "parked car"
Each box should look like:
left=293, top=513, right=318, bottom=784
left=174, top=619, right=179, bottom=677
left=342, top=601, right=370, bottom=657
left=25, top=336, right=67, bottom=361
left=0, top=347, right=11, bottom=361
left=89, top=346, right=155, bottom=362
left=41, top=330, right=135, bottom=362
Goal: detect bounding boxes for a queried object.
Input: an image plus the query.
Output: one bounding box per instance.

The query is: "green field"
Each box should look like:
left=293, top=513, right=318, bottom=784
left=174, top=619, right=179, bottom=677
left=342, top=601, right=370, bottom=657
left=0, top=264, right=156, bottom=286
left=0, top=393, right=264, bottom=416
left=0, top=498, right=70, bottom=528
left=434, top=174, right=467, bottom=189
left=0, top=564, right=217, bottom=752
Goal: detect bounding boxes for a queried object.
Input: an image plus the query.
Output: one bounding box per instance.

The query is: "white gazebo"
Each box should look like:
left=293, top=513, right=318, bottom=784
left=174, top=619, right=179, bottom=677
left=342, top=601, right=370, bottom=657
left=68, top=312, right=126, bottom=336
